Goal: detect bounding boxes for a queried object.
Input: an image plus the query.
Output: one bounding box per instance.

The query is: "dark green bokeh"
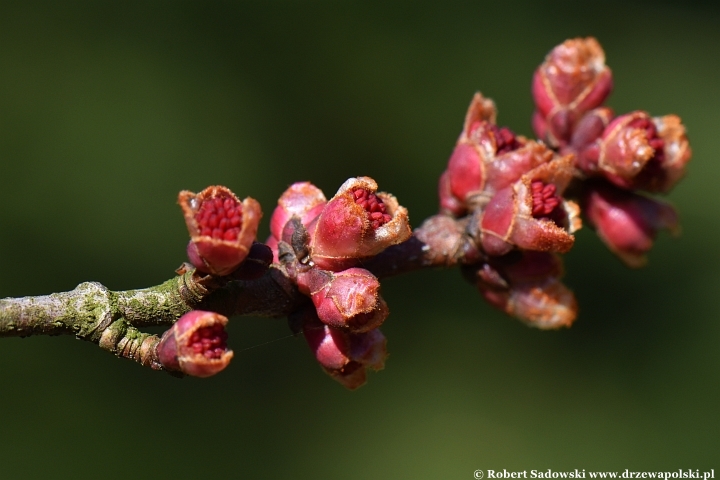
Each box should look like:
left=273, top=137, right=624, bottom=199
left=1, top=1, right=719, bottom=478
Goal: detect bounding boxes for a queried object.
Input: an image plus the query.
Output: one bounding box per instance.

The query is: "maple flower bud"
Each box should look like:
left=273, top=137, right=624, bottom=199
left=156, top=310, right=233, bottom=377
left=478, top=156, right=581, bottom=256
left=586, top=112, right=692, bottom=193
left=468, top=251, right=577, bottom=329
left=308, top=177, right=411, bottom=271
left=179, top=186, right=262, bottom=276
left=269, top=182, right=327, bottom=241
left=301, top=311, right=387, bottom=390
left=582, top=181, right=679, bottom=268
left=296, top=267, right=389, bottom=333
left=532, top=37, right=613, bottom=147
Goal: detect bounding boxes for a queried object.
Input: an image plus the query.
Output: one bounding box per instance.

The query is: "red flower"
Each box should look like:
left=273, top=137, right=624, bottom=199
left=478, top=156, right=581, bottom=256
left=440, top=93, right=554, bottom=214
left=179, top=186, right=262, bottom=276
left=156, top=310, right=233, bottom=378
left=308, top=177, right=411, bottom=271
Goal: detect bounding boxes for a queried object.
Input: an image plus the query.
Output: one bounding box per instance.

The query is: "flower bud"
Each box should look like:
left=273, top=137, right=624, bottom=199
left=442, top=93, right=542, bottom=212
left=468, top=251, right=577, bottom=329
left=296, top=267, right=389, bottom=333
left=308, top=177, right=411, bottom=271
left=582, top=181, right=679, bottom=267
left=179, top=186, right=262, bottom=276
left=532, top=37, right=613, bottom=147
left=156, top=310, right=233, bottom=377
left=588, top=112, right=691, bottom=193
left=478, top=156, right=581, bottom=256
left=301, top=311, right=387, bottom=390
left=269, top=182, right=327, bottom=241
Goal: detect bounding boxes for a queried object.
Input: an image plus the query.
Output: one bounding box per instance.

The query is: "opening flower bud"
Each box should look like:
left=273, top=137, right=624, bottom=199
left=590, top=112, right=691, bottom=193
left=179, top=186, right=262, bottom=276
left=532, top=37, right=613, bottom=147
left=309, top=177, right=411, bottom=271
left=479, top=156, right=581, bottom=256
left=156, top=310, right=233, bottom=378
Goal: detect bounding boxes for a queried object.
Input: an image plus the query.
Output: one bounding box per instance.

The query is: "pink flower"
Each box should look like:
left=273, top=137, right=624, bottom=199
left=156, top=310, right=233, bottom=377
left=308, top=177, right=411, bottom=271
left=179, top=186, right=262, bottom=276
left=582, top=181, right=679, bottom=267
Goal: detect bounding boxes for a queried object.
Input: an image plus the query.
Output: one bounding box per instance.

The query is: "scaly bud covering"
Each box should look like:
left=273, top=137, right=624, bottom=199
left=468, top=251, right=577, bottom=329
left=308, top=177, right=411, bottom=271
left=269, top=182, right=327, bottom=241
left=478, top=156, right=581, bottom=256
left=582, top=181, right=679, bottom=268
left=301, top=311, right=387, bottom=390
left=581, top=112, right=692, bottom=193
left=532, top=37, right=613, bottom=147
left=296, top=267, right=389, bottom=333
left=156, top=310, right=233, bottom=377
left=179, top=186, right=262, bottom=276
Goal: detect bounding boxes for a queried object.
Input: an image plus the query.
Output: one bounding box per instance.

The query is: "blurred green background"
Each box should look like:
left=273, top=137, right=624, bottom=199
left=1, top=1, right=718, bottom=478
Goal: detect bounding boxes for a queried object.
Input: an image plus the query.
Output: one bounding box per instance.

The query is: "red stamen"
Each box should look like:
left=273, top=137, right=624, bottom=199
left=352, top=188, right=391, bottom=228
left=187, top=324, right=228, bottom=360
left=196, top=194, right=243, bottom=241
left=489, top=124, right=521, bottom=155
left=530, top=180, right=565, bottom=225
left=629, top=118, right=665, bottom=164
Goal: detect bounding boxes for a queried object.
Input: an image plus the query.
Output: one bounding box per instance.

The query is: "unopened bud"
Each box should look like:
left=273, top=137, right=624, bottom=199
left=582, top=181, right=679, bottom=267
left=532, top=37, right=613, bottom=147
left=269, top=182, right=327, bottom=241
left=297, top=267, right=389, bottom=333
left=301, top=311, right=387, bottom=390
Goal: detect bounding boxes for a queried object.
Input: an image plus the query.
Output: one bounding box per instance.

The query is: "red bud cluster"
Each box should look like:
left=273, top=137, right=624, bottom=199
left=163, top=37, right=691, bottom=389
left=267, top=178, right=409, bottom=388
left=531, top=37, right=690, bottom=267
left=439, top=95, right=582, bottom=326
